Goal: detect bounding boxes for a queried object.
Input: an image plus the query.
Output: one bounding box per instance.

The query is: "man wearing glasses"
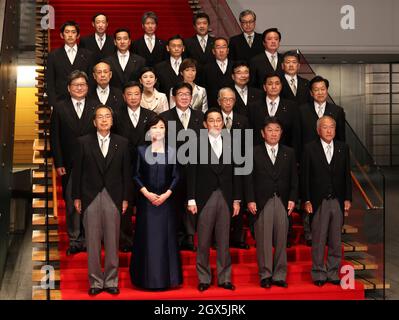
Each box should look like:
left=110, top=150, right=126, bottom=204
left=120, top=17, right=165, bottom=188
left=229, top=9, right=264, bottom=63
left=50, top=70, right=97, bottom=255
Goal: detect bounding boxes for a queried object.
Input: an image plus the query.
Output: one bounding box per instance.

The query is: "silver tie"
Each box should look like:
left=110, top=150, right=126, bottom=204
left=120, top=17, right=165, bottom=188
left=247, top=35, right=253, bottom=47
left=132, top=112, right=138, bottom=127
left=270, top=147, right=276, bottom=164
left=100, top=89, right=107, bottom=104
left=326, top=144, right=332, bottom=164
left=212, top=139, right=221, bottom=159
left=76, top=101, right=82, bottom=118
left=317, top=105, right=324, bottom=118
left=270, top=101, right=276, bottom=116
left=200, top=37, right=206, bottom=52
left=100, top=138, right=107, bottom=157
left=220, top=61, right=226, bottom=74
left=181, top=112, right=188, bottom=129
left=271, top=54, right=277, bottom=70
left=225, top=116, right=232, bottom=130
left=98, top=36, right=103, bottom=49
left=68, top=47, right=75, bottom=64
left=290, top=78, right=297, bottom=96
left=174, top=60, right=180, bottom=75
left=120, top=54, right=126, bottom=70
left=147, top=37, right=154, bottom=52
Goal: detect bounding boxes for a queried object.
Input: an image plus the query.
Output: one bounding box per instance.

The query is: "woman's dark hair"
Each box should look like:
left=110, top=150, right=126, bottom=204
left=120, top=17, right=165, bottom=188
left=144, top=114, right=168, bottom=145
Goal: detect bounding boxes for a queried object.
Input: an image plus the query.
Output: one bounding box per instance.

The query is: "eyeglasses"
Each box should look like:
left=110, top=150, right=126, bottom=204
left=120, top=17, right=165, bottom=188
left=220, top=97, right=235, bottom=102
left=96, top=114, right=112, bottom=120
left=176, top=92, right=192, bottom=98
left=207, top=118, right=223, bottom=124
left=241, top=20, right=255, bottom=25
left=70, top=83, right=88, bottom=88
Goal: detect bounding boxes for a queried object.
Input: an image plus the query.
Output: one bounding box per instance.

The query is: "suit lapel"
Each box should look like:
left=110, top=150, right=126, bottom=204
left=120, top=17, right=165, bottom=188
left=64, top=99, right=80, bottom=133
left=112, top=54, right=125, bottom=84
left=316, top=140, right=331, bottom=170
left=260, top=144, right=275, bottom=176
left=105, top=134, right=117, bottom=170
left=90, top=134, right=106, bottom=174
left=79, top=101, right=95, bottom=132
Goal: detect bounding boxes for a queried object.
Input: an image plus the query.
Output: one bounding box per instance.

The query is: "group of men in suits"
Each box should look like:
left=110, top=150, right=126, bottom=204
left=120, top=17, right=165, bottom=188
left=47, top=8, right=352, bottom=293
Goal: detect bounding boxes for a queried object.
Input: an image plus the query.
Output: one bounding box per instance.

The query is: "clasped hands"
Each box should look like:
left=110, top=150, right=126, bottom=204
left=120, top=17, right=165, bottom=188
left=142, top=188, right=172, bottom=207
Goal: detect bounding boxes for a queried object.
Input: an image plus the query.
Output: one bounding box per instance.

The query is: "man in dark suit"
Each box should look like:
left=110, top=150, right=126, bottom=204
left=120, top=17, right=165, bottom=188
left=184, top=13, right=215, bottom=80
left=131, top=11, right=167, bottom=67
left=231, top=61, right=263, bottom=118
left=79, top=13, right=115, bottom=64
left=187, top=108, right=241, bottom=292
left=249, top=28, right=283, bottom=89
left=300, top=75, right=346, bottom=147
left=228, top=9, right=264, bottom=63
left=160, top=82, right=204, bottom=251
left=114, top=81, right=157, bottom=252
left=246, top=117, right=298, bottom=288
left=105, top=28, right=146, bottom=90
left=218, top=87, right=250, bottom=249
left=301, top=115, right=352, bottom=287
left=46, top=21, right=93, bottom=108
left=202, top=37, right=235, bottom=109
left=89, top=60, right=124, bottom=114
left=281, top=50, right=311, bottom=106
left=155, top=35, right=184, bottom=95
left=73, top=105, right=131, bottom=296
left=249, top=72, right=301, bottom=159
left=50, top=70, right=97, bottom=255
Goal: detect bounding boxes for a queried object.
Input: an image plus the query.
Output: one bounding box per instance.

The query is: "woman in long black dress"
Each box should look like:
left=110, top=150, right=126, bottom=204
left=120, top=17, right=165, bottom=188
left=130, top=115, right=182, bottom=290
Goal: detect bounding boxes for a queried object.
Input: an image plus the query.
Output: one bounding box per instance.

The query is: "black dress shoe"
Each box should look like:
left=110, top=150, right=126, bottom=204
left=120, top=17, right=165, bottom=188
left=218, top=282, right=235, bottom=290
left=231, top=242, right=250, bottom=250
left=260, top=277, right=272, bottom=288
left=104, top=287, right=120, bottom=295
left=88, top=288, right=103, bottom=296
left=198, top=283, right=210, bottom=292
left=328, top=279, right=341, bottom=286
left=314, top=280, right=326, bottom=287
left=272, top=280, right=288, bottom=288
left=306, top=239, right=312, bottom=247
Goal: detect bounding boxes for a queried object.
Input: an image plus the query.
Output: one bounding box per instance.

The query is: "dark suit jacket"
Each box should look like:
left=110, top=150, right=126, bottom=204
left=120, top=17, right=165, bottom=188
left=105, top=52, right=146, bottom=89
left=131, top=36, right=167, bottom=67
left=202, top=59, right=235, bottom=109
left=232, top=86, right=263, bottom=118
left=281, top=75, right=311, bottom=106
left=184, top=35, right=215, bottom=67
left=249, top=97, right=301, bottom=159
left=228, top=32, right=264, bottom=63
left=79, top=34, right=115, bottom=63
left=245, top=143, right=298, bottom=211
left=50, top=97, right=97, bottom=171
left=249, top=52, right=283, bottom=89
left=72, top=133, right=132, bottom=213
left=45, top=46, right=94, bottom=107
left=88, top=86, right=124, bottom=114
left=187, top=137, right=242, bottom=213
left=160, top=107, right=204, bottom=150
left=301, top=139, right=352, bottom=214
left=299, top=102, right=346, bottom=147
left=154, top=59, right=183, bottom=95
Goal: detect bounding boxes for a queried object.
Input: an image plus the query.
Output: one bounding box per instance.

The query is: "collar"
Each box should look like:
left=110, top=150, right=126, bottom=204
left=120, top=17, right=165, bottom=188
left=320, top=138, right=334, bottom=151
left=145, top=34, right=155, bottom=41
left=127, top=106, right=141, bottom=116
left=222, top=111, right=233, bottom=121
left=170, top=57, right=182, bottom=64
left=208, top=133, right=222, bottom=143
left=265, top=142, right=279, bottom=154
left=314, top=101, right=327, bottom=109
left=285, top=74, right=297, bottom=83
left=266, top=96, right=280, bottom=107
left=197, top=34, right=208, bottom=43
left=97, top=132, right=110, bottom=141
left=265, top=50, right=278, bottom=60
left=64, top=44, right=78, bottom=52
left=71, top=97, right=85, bottom=106
left=97, top=85, right=110, bottom=93
left=176, top=107, right=191, bottom=119
left=216, top=58, right=228, bottom=66
left=95, top=33, right=105, bottom=41
left=117, top=50, right=129, bottom=58
left=235, top=84, right=247, bottom=93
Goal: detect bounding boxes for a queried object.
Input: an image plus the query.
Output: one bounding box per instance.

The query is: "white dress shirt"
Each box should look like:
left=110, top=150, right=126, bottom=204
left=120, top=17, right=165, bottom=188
left=97, top=85, right=110, bottom=105
left=170, top=57, right=182, bottom=75
left=65, top=44, right=78, bottom=65
left=314, top=101, right=327, bottom=118
left=128, top=106, right=141, bottom=127
left=265, top=50, right=278, bottom=70
left=235, top=85, right=248, bottom=105
left=266, top=96, right=280, bottom=116
left=95, top=33, right=106, bottom=49
left=216, top=59, right=228, bottom=74
left=222, top=111, right=233, bottom=130
left=320, top=139, right=334, bottom=164
left=71, top=98, right=85, bottom=118
left=209, top=133, right=223, bottom=159
left=197, top=34, right=208, bottom=51
left=97, top=132, right=110, bottom=157
left=117, top=50, right=130, bottom=70
left=265, top=142, right=279, bottom=164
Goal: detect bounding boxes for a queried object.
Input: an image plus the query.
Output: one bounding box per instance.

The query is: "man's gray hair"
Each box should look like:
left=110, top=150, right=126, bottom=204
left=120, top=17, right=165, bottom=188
left=239, top=9, right=256, bottom=22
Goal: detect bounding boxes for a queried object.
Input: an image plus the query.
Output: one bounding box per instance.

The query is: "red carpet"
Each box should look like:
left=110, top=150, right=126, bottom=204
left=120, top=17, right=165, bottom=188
left=48, top=0, right=195, bottom=49
left=56, top=196, right=364, bottom=300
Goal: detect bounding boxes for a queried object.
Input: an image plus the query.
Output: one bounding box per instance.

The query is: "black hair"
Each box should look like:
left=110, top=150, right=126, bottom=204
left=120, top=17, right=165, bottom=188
left=204, top=107, right=223, bottom=122
left=172, top=82, right=193, bottom=96
left=193, top=12, right=210, bottom=25
left=283, top=50, right=300, bottom=62
left=67, top=70, right=88, bottom=86
left=123, top=81, right=143, bottom=93
left=262, top=116, right=283, bottom=130
left=139, top=66, right=158, bottom=79
left=92, top=13, right=108, bottom=23
left=309, top=75, right=330, bottom=90
left=262, top=27, right=281, bottom=42
left=167, top=34, right=184, bottom=45
left=60, top=20, right=80, bottom=35
left=232, top=61, right=250, bottom=73
left=92, top=104, right=114, bottom=121
left=114, top=28, right=131, bottom=39
left=262, top=71, right=283, bottom=85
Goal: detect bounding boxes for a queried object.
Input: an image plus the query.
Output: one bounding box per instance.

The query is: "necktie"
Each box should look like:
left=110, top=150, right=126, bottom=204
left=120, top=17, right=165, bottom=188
left=220, top=61, right=226, bottom=74
left=270, top=147, right=276, bottom=164
left=100, top=137, right=108, bottom=157
left=174, top=60, right=180, bottom=75
left=247, top=35, right=253, bottom=47
left=68, top=47, right=75, bottom=64
left=212, top=139, right=221, bottom=159
left=181, top=112, right=188, bottom=129
left=240, top=88, right=247, bottom=104
left=132, top=112, right=138, bottom=127
left=326, top=144, right=332, bottom=164
left=225, top=116, right=232, bottom=130
left=271, top=54, right=277, bottom=70
left=99, top=89, right=107, bottom=104
left=290, top=78, right=297, bottom=96
left=200, top=37, right=206, bottom=52
left=76, top=101, right=82, bottom=118
left=147, top=37, right=153, bottom=52
left=98, top=36, right=103, bottom=49
left=317, top=105, right=324, bottom=118
left=120, top=54, right=126, bottom=70
left=270, top=101, right=276, bottom=116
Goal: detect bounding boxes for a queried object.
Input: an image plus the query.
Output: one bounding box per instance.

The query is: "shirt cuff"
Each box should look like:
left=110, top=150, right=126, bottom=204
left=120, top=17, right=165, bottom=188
left=188, top=199, right=196, bottom=206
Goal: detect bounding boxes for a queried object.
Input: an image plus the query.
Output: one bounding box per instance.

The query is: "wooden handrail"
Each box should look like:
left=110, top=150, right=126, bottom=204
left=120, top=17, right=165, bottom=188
left=351, top=171, right=375, bottom=209
left=52, top=164, right=58, bottom=218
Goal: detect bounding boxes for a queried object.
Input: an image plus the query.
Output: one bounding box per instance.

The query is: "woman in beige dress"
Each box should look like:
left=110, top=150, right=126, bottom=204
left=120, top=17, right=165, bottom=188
left=169, top=58, right=208, bottom=113
left=140, top=67, right=169, bottom=114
